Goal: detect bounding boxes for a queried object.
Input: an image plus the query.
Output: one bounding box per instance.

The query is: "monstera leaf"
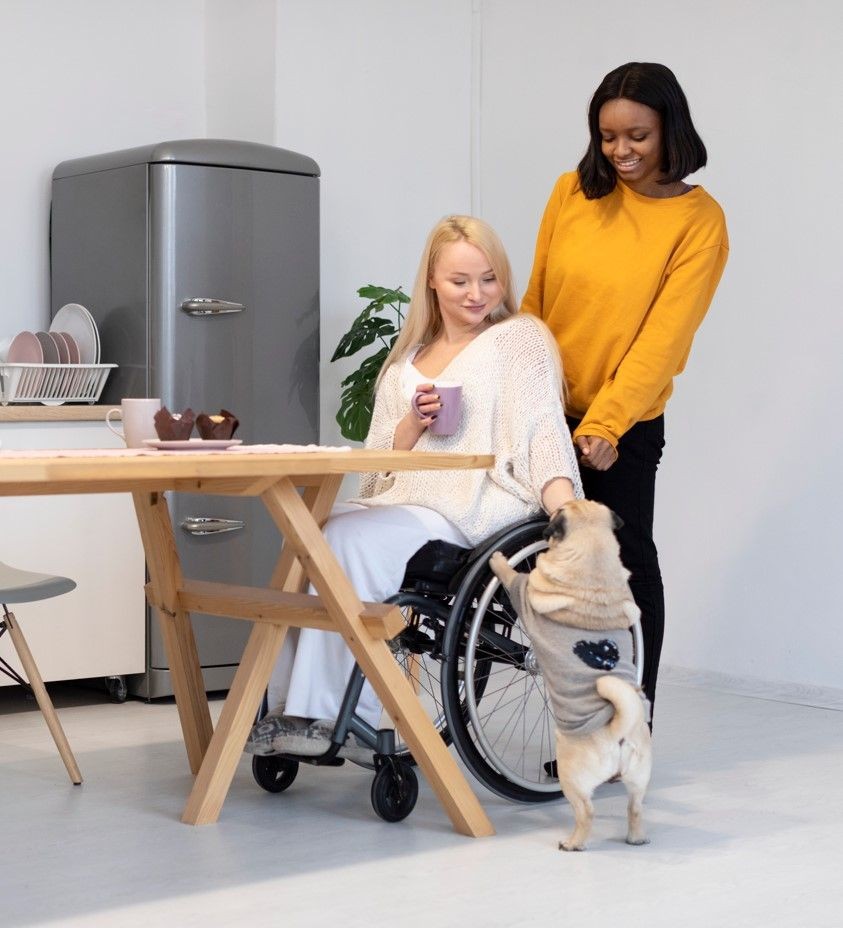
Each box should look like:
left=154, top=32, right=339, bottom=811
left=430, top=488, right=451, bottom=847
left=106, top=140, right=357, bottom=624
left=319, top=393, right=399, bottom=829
left=332, top=286, right=408, bottom=441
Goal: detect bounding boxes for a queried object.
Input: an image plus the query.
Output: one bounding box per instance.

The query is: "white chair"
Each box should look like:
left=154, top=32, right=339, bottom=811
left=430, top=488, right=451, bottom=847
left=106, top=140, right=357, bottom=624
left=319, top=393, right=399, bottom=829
left=0, top=561, right=82, bottom=784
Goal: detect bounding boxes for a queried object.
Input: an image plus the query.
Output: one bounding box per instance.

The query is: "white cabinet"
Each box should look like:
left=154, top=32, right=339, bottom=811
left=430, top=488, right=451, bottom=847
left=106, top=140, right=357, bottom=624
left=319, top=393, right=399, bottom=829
left=0, top=415, right=145, bottom=685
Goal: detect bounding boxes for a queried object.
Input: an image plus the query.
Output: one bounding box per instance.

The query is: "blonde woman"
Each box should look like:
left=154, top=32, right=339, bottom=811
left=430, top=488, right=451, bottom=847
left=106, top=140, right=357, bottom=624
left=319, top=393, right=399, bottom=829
left=248, top=215, right=582, bottom=758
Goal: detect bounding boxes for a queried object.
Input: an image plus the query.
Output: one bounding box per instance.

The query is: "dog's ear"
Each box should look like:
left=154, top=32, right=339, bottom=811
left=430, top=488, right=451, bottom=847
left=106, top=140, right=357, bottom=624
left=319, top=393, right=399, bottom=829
left=543, top=509, right=567, bottom=542
left=609, top=510, right=624, bottom=532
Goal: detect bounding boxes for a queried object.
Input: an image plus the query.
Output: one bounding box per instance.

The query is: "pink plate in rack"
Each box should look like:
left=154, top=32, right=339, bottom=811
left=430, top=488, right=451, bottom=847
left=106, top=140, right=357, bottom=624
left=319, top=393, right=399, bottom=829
left=57, top=332, right=80, bottom=363
left=48, top=331, right=70, bottom=363
left=6, top=331, right=44, bottom=363
left=35, top=331, right=60, bottom=364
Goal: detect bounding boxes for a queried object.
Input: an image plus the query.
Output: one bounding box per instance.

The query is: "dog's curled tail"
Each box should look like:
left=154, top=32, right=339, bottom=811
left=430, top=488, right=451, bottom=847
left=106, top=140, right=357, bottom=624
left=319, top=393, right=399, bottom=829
left=596, top=675, right=646, bottom=741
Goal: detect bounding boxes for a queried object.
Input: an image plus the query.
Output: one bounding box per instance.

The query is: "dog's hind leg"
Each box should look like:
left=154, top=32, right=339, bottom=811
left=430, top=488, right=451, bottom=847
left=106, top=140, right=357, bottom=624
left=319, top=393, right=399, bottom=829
left=625, top=783, right=649, bottom=846
left=558, top=788, right=594, bottom=851
left=623, top=749, right=651, bottom=846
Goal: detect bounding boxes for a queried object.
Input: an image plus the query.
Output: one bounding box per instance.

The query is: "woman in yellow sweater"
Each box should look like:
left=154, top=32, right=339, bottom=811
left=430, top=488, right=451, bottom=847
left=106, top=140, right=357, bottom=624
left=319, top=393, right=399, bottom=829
left=522, top=62, right=729, bottom=718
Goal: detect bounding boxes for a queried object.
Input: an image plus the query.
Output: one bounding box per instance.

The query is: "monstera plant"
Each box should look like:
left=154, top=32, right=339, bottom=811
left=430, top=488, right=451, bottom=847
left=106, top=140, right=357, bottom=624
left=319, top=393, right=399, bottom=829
left=332, top=285, right=409, bottom=442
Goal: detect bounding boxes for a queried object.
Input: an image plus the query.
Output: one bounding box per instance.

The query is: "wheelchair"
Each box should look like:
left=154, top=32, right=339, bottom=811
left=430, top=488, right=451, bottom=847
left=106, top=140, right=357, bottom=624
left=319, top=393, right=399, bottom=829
left=251, top=515, right=644, bottom=821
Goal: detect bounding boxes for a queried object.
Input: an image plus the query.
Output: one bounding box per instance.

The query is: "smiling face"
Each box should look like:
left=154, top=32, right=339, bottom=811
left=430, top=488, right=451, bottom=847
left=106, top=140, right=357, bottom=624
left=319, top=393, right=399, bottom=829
left=428, top=240, right=503, bottom=336
left=598, top=98, right=665, bottom=196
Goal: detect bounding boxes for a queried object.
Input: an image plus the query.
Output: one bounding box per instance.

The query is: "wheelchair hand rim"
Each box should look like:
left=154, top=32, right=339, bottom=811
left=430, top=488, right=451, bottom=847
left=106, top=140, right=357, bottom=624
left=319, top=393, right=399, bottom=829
left=463, top=539, right=560, bottom=794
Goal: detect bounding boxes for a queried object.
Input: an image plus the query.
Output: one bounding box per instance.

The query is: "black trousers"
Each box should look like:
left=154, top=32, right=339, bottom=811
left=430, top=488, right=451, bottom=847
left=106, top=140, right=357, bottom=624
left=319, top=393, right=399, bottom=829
left=567, top=415, right=666, bottom=717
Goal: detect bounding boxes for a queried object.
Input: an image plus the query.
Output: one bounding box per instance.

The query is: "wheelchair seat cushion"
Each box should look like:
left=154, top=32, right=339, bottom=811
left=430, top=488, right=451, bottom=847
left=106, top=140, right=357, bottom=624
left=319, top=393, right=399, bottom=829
left=401, top=517, right=551, bottom=595
left=401, top=540, right=471, bottom=593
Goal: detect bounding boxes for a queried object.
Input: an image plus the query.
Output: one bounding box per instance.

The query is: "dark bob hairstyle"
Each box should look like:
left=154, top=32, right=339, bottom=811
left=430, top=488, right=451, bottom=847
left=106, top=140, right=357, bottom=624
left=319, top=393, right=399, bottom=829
left=577, top=62, right=707, bottom=200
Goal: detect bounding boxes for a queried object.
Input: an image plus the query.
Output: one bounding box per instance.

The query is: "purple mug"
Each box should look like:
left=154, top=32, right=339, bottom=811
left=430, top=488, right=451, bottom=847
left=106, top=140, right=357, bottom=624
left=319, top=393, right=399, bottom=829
left=412, top=381, right=462, bottom=436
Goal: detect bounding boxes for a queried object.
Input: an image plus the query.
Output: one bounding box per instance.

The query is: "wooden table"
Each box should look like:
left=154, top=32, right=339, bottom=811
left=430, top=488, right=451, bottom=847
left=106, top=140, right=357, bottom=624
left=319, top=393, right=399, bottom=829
left=0, top=449, right=495, bottom=837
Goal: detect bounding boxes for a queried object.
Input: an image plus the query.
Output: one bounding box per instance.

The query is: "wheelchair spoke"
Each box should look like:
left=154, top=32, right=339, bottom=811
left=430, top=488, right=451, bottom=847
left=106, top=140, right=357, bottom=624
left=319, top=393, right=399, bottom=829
left=469, top=675, right=555, bottom=782
left=475, top=676, right=544, bottom=727
left=473, top=626, right=529, bottom=666
left=476, top=678, right=547, bottom=749
left=387, top=600, right=456, bottom=759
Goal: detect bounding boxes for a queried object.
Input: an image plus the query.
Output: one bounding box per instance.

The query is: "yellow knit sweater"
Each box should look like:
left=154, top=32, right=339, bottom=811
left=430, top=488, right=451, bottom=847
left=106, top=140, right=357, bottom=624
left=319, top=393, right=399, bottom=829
left=522, top=171, right=729, bottom=447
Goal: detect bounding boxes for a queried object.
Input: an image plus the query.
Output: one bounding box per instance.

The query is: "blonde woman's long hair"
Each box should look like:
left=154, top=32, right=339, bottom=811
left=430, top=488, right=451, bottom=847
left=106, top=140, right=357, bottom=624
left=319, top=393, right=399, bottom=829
left=376, top=215, right=566, bottom=400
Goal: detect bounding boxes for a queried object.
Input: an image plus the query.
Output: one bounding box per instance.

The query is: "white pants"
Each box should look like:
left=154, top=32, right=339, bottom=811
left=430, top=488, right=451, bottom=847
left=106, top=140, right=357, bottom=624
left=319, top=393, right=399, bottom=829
left=267, top=503, right=469, bottom=727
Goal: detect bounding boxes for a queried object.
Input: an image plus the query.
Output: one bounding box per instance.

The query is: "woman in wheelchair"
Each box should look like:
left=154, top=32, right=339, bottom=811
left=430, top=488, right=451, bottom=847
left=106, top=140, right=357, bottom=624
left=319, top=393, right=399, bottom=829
left=246, top=215, right=583, bottom=768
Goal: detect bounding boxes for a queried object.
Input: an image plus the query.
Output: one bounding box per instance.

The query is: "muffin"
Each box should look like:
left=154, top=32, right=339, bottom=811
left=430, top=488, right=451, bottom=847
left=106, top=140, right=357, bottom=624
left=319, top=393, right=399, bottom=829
left=154, top=406, right=196, bottom=441
left=196, top=409, right=239, bottom=440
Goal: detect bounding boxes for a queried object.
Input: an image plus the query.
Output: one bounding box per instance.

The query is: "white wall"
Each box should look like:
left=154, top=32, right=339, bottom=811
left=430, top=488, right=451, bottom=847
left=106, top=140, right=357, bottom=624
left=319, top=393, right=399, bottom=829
left=2, top=1, right=840, bottom=699
left=0, top=0, right=207, bottom=337
left=205, top=0, right=276, bottom=142
left=477, top=0, right=843, bottom=697
left=658, top=0, right=843, bottom=695
left=274, top=0, right=474, bottom=448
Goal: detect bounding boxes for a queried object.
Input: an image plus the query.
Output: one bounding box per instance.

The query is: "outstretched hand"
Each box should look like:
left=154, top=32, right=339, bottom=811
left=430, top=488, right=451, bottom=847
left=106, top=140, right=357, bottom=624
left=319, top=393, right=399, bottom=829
left=576, top=435, right=618, bottom=471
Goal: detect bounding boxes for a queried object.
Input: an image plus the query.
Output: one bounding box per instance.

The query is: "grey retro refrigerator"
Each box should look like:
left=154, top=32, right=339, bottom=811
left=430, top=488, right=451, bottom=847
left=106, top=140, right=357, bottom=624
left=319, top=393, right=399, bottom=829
left=50, top=140, right=320, bottom=698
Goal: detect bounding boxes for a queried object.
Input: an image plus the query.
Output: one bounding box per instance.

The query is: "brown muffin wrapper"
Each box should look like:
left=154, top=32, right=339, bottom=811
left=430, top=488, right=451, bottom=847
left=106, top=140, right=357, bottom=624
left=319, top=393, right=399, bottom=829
left=196, top=409, right=239, bottom=441
left=154, top=406, right=196, bottom=441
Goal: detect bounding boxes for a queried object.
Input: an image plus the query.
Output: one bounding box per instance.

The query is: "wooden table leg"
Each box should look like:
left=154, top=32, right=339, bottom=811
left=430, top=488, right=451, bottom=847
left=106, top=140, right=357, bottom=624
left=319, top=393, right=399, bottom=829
left=133, top=491, right=213, bottom=774
left=269, top=477, right=343, bottom=592
left=179, top=475, right=343, bottom=824
left=262, top=478, right=495, bottom=838
left=181, top=622, right=288, bottom=824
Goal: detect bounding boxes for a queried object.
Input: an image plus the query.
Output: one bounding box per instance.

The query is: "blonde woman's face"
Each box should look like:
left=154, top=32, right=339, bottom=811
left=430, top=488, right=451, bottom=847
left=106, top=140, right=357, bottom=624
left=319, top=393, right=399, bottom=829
left=428, top=240, right=502, bottom=334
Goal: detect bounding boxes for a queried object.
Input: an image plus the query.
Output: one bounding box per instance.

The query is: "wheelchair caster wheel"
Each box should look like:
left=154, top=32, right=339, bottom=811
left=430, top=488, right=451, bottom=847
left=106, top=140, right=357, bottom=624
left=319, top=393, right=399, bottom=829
left=370, top=761, right=418, bottom=822
left=252, top=755, right=299, bottom=793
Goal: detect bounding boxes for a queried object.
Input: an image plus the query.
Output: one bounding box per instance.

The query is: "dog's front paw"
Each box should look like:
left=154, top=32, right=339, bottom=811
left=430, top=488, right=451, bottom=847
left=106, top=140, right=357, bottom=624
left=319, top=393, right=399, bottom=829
left=489, top=551, right=511, bottom=579
left=489, top=550, right=507, bottom=570
left=489, top=551, right=518, bottom=587
left=558, top=840, right=586, bottom=852
left=625, top=836, right=650, bottom=846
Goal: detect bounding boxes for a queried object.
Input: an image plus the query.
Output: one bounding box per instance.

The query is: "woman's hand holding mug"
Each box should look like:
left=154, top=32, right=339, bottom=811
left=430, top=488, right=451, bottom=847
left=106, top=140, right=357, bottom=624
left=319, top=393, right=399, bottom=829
left=410, top=383, right=440, bottom=427
left=412, top=381, right=462, bottom=436
left=392, top=383, right=440, bottom=450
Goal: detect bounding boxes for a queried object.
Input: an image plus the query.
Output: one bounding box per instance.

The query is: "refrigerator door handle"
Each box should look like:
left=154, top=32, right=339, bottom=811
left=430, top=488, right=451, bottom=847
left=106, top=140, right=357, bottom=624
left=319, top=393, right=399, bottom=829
left=180, top=517, right=246, bottom=536
left=181, top=298, right=246, bottom=316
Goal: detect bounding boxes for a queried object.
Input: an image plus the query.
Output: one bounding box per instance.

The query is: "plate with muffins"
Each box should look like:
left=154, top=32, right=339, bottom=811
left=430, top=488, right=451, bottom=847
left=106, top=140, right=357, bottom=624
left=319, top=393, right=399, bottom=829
left=142, top=438, right=242, bottom=451
left=144, top=406, right=241, bottom=450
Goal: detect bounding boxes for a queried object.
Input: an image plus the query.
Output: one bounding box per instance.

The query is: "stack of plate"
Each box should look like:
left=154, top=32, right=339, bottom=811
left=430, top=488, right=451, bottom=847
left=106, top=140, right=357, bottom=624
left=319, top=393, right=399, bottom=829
left=0, top=304, right=100, bottom=365
left=49, top=303, right=100, bottom=364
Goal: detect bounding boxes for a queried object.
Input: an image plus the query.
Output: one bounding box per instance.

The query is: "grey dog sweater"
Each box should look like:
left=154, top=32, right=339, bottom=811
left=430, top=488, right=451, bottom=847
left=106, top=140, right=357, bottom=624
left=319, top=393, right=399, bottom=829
left=507, top=573, right=641, bottom=736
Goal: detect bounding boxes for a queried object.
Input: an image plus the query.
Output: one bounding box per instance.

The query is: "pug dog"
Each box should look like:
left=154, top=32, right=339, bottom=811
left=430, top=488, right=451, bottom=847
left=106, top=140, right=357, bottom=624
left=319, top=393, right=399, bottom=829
left=489, top=499, right=652, bottom=851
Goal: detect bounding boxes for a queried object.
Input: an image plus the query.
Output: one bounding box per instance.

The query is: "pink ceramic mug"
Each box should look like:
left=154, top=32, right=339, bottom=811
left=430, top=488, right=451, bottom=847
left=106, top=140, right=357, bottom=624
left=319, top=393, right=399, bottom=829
left=412, top=381, right=462, bottom=436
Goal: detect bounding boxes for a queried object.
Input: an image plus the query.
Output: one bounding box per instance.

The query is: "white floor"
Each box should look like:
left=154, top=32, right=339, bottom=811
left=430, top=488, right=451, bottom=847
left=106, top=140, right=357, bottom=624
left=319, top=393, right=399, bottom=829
left=2, top=681, right=842, bottom=928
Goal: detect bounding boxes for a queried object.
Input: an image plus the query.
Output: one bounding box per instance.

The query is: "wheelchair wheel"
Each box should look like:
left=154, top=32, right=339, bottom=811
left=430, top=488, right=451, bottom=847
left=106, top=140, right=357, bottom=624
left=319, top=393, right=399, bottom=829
left=441, top=518, right=646, bottom=803
left=441, top=519, right=562, bottom=803
left=370, top=761, right=418, bottom=822
left=252, top=755, right=299, bottom=793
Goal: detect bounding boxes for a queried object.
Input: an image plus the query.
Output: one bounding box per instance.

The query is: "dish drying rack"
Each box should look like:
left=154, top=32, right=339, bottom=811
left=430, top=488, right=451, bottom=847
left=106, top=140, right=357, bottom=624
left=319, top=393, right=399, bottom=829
left=0, top=363, right=116, bottom=405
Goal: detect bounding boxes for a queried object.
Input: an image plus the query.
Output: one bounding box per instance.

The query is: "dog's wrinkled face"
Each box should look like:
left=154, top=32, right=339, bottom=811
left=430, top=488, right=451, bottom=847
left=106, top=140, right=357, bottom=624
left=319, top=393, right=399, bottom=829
left=543, top=500, right=624, bottom=546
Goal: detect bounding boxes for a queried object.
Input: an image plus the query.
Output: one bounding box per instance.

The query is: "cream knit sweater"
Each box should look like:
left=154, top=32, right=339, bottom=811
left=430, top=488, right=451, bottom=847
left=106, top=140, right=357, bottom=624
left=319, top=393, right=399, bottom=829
left=353, top=315, right=583, bottom=545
